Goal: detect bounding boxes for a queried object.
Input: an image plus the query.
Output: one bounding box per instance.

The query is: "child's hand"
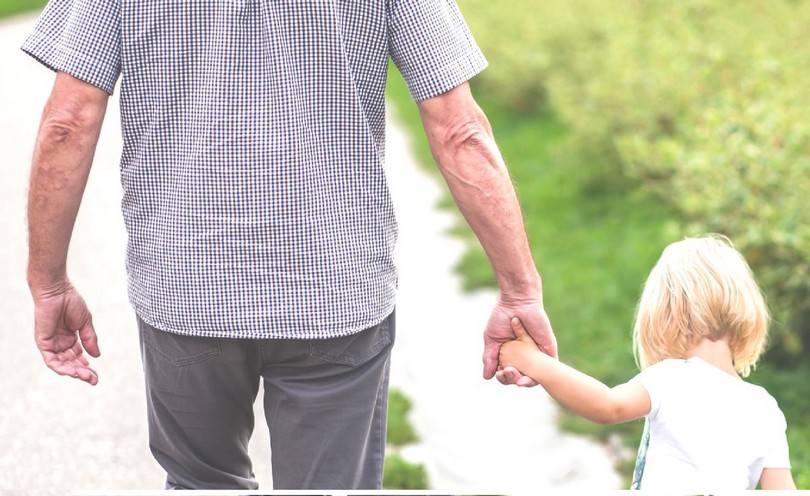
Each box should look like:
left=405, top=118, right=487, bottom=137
left=498, top=317, right=543, bottom=373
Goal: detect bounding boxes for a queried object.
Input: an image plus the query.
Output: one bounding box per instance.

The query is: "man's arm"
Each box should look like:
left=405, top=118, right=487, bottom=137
left=416, top=82, right=556, bottom=382
left=500, top=318, right=650, bottom=424
left=27, top=72, right=109, bottom=385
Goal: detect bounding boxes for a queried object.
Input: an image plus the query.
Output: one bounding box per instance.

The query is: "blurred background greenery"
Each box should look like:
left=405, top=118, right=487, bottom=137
left=6, top=0, right=808, bottom=489
left=392, top=0, right=809, bottom=488
left=0, top=0, right=45, bottom=18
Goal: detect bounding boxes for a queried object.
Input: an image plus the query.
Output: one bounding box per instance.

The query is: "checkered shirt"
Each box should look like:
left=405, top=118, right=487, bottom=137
left=22, top=0, right=487, bottom=339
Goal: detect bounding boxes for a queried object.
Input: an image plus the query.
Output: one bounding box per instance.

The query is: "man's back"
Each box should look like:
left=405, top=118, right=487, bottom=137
left=24, top=0, right=485, bottom=339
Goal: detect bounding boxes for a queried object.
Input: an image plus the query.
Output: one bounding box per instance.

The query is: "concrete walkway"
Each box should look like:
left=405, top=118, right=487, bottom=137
left=0, top=14, right=621, bottom=494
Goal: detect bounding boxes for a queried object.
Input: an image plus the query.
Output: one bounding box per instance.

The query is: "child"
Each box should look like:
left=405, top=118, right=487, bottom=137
left=498, top=234, right=796, bottom=491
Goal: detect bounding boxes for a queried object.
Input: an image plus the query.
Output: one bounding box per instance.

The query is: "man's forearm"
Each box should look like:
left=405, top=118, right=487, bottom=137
left=439, top=122, right=539, bottom=297
left=418, top=84, right=541, bottom=299
left=27, top=73, right=108, bottom=292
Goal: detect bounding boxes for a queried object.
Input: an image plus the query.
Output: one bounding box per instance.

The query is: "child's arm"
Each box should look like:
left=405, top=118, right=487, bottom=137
left=759, top=468, right=796, bottom=490
left=499, top=318, right=650, bottom=425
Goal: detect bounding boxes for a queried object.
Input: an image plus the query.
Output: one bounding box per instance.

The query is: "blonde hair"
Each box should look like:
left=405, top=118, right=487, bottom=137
left=632, top=234, right=769, bottom=377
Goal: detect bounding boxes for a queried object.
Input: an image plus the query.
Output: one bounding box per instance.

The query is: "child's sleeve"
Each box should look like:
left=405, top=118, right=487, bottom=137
left=629, top=360, right=676, bottom=419
left=762, top=400, right=792, bottom=469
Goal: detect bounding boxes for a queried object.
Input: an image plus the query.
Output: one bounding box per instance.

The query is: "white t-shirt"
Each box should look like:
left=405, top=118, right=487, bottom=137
left=631, top=357, right=791, bottom=491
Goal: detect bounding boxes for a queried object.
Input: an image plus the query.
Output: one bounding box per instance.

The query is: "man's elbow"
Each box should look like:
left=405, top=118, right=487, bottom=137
left=38, top=74, right=108, bottom=148
left=39, top=105, right=95, bottom=146
left=429, top=117, right=500, bottom=181
left=441, top=114, right=492, bottom=156
left=37, top=96, right=107, bottom=156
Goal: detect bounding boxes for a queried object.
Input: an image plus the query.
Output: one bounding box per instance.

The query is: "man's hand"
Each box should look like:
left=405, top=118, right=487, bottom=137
left=483, top=299, right=556, bottom=386
left=26, top=72, right=109, bottom=386
left=32, top=282, right=100, bottom=385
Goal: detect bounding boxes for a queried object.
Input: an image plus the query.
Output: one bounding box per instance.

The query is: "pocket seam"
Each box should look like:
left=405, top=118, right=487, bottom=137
left=310, top=319, right=391, bottom=366
left=141, top=324, right=222, bottom=367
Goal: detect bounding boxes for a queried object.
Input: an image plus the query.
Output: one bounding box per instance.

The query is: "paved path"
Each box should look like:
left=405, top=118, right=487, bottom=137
left=0, top=14, right=621, bottom=494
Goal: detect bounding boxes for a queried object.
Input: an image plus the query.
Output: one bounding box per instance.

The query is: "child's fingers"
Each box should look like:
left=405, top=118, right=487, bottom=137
left=510, top=317, right=529, bottom=339
left=515, top=374, right=538, bottom=387
left=501, top=366, right=522, bottom=384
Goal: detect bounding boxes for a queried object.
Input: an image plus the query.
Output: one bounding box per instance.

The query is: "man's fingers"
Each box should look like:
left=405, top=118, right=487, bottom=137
left=47, top=360, right=99, bottom=386
left=483, top=342, right=501, bottom=379
left=494, top=366, right=530, bottom=386
left=64, top=364, right=99, bottom=385
left=516, top=375, right=538, bottom=387
left=500, top=366, right=525, bottom=385
left=520, top=317, right=558, bottom=359
left=75, top=366, right=99, bottom=385
left=41, top=341, right=99, bottom=385
left=79, top=322, right=100, bottom=358
left=483, top=355, right=498, bottom=379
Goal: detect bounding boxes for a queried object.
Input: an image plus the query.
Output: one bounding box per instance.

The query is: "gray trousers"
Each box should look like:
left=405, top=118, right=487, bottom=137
left=137, top=311, right=394, bottom=490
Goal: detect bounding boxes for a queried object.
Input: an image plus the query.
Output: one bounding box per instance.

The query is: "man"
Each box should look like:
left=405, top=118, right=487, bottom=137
left=24, top=0, right=556, bottom=490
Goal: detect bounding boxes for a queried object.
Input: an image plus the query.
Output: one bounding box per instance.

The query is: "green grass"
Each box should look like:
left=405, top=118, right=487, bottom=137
left=0, top=0, right=46, bottom=19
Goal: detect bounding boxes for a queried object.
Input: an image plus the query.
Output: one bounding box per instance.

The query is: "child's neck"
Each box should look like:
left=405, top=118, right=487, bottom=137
left=686, top=337, right=739, bottom=378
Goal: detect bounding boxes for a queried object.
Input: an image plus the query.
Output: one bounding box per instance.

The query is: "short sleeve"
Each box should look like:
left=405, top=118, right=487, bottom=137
left=630, top=360, right=677, bottom=419
left=21, top=0, right=121, bottom=94
left=761, top=400, right=792, bottom=469
left=387, top=0, right=488, bottom=101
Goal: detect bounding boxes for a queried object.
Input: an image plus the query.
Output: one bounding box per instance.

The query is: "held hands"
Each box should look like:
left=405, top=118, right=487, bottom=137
left=31, top=282, right=100, bottom=385
left=483, top=299, right=556, bottom=387
left=498, top=317, right=543, bottom=382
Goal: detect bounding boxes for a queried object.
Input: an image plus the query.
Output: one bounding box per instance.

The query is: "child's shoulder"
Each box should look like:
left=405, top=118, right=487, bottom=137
left=631, top=357, right=688, bottom=381
left=636, top=358, right=784, bottom=407
left=633, top=357, right=764, bottom=394
left=628, top=358, right=689, bottom=402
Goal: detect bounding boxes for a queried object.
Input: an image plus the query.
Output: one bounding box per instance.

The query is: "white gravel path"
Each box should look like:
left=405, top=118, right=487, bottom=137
left=0, top=13, right=622, bottom=495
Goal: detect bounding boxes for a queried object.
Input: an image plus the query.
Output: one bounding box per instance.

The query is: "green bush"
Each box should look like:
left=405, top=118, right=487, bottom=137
left=382, top=453, right=429, bottom=490
left=387, top=388, right=418, bottom=446
left=460, top=0, right=553, bottom=114
left=383, top=388, right=427, bottom=488
left=461, top=0, right=810, bottom=359
left=541, top=0, right=810, bottom=358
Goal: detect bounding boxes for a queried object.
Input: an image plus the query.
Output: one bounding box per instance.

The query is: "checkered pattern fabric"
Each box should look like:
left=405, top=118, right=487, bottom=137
left=23, top=0, right=487, bottom=339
